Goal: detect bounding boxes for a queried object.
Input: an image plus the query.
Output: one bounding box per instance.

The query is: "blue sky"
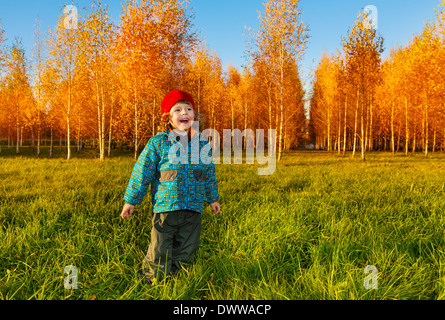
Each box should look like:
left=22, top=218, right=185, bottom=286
left=0, top=0, right=441, bottom=94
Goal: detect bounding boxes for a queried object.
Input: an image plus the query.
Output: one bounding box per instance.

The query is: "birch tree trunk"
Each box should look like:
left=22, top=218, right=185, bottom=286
left=424, top=91, right=429, bottom=157
left=67, top=54, right=72, bottom=160
left=343, top=96, right=348, bottom=155
left=108, top=91, right=114, bottom=157
left=77, top=116, right=81, bottom=153
left=134, top=85, right=138, bottom=160
left=37, top=110, right=41, bottom=157
left=432, top=122, right=436, bottom=153
left=268, top=81, right=272, bottom=147
left=231, top=98, right=234, bottom=132
left=405, top=96, right=409, bottom=156
left=361, top=89, right=365, bottom=160
left=152, top=97, right=156, bottom=137
left=352, top=89, right=359, bottom=158
left=337, top=103, right=341, bottom=154
left=96, top=79, right=102, bottom=159
left=16, top=97, right=20, bottom=154
left=369, top=94, right=373, bottom=151
left=327, top=105, right=331, bottom=152
left=50, top=118, right=53, bottom=157
left=8, top=115, right=10, bottom=149
left=278, top=45, right=284, bottom=161
left=244, top=102, right=248, bottom=149
left=100, top=61, right=105, bottom=161
left=391, top=100, right=395, bottom=154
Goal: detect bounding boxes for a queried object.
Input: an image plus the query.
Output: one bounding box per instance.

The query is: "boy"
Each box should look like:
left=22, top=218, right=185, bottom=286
left=121, top=89, right=220, bottom=283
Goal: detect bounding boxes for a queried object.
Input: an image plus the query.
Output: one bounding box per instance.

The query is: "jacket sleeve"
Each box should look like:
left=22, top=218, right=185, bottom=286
left=204, top=150, right=219, bottom=204
left=123, top=138, right=159, bottom=205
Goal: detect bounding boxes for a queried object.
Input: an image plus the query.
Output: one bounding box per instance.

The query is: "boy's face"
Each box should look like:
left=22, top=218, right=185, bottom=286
left=169, top=102, right=195, bottom=132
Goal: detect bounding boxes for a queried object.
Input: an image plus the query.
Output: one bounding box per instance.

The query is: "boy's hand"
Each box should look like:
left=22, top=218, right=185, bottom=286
left=210, top=202, right=221, bottom=214
left=121, top=203, right=135, bottom=219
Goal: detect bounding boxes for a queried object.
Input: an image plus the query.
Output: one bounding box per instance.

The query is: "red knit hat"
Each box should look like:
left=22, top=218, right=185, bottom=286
left=161, top=89, right=195, bottom=117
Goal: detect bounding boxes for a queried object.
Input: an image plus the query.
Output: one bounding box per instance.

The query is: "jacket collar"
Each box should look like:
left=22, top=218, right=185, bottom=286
left=158, top=128, right=200, bottom=144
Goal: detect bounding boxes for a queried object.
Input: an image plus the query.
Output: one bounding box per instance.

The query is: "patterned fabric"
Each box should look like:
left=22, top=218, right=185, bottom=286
left=123, top=128, right=219, bottom=214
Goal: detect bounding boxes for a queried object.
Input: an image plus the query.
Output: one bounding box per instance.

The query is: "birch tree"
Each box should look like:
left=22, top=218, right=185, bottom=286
left=0, top=19, right=7, bottom=151
left=342, top=11, right=384, bottom=160
left=77, top=0, right=114, bottom=160
left=6, top=38, right=30, bottom=154
left=47, top=6, right=79, bottom=160
left=32, top=17, right=47, bottom=157
left=254, top=0, right=309, bottom=160
left=115, top=0, right=196, bottom=159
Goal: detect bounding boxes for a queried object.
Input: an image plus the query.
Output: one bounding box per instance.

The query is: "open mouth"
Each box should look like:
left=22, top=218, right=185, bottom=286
left=179, top=119, right=190, bottom=124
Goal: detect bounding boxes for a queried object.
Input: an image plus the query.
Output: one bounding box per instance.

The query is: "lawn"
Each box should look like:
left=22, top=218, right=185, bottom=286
left=1, top=146, right=445, bottom=300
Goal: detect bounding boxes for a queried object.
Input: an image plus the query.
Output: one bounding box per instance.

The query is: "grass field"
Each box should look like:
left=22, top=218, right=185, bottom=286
left=1, top=146, right=445, bottom=300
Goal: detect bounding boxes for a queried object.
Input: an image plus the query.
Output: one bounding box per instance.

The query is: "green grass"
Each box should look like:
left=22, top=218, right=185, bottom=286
left=1, top=146, right=445, bottom=300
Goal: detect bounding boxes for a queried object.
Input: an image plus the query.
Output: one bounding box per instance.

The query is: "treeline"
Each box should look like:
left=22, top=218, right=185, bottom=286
left=310, top=2, right=445, bottom=158
left=0, top=0, right=308, bottom=160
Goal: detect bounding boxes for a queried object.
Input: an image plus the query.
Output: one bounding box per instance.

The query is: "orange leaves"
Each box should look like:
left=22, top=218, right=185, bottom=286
left=256, top=0, right=309, bottom=62
left=112, top=0, right=197, bottom=157
left=311, top=6, right=445, bottom=155
left=0, top=0, right=310, bottom=159
left=182, top=43, right=224, bottom=123
left=249, top=0, right=309, bottom=159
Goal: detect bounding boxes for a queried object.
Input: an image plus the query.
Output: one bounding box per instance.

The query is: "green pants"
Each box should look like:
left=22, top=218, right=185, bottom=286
left=142, top=210, right=202, bottom=282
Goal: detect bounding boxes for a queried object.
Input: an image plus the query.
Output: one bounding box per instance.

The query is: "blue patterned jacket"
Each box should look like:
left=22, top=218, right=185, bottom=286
left=123, top=128, right=219, bottom=214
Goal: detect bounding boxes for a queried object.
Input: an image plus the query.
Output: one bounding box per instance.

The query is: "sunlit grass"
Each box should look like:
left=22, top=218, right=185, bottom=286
left=1, top=148, right=445, bottom=299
